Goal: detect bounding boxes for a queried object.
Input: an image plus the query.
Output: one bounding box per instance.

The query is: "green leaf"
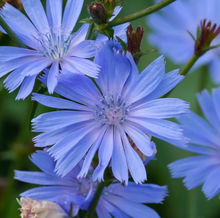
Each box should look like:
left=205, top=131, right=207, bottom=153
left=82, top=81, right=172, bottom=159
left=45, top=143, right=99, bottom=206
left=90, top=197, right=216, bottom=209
left=116, top=36, right=128, bottom=51
left=187, top=30, right=196, bottom=41
left=80, top=18, right=95, bottom=24
left=133, top=49, right=157, bottom=59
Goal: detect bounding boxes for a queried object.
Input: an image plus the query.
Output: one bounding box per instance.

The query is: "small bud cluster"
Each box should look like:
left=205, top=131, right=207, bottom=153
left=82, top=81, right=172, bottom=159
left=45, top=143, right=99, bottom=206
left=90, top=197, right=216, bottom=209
left=195, top=19, right=220, bottom=55
left=88, top=0, right=122, bottom=25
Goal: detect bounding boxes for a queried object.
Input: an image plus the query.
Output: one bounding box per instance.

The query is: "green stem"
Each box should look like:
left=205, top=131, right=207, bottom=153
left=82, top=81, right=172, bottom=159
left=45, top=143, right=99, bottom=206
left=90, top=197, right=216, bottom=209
left=85, top=182, right=105, bottom=218
left=0, top=16, right=26, bottom=48
left=103, top=0, right=176, bottom=29
left=179, top=54, right=200, bottom=76
left=85, top=24, right=97, bottom=40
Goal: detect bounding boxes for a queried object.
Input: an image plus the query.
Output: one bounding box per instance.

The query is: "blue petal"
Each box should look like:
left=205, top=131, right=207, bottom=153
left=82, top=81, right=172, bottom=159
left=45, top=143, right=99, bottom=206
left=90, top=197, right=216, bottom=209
left=16, top=75, right=37, bottom=100
left=111, top=129, right=128, bottom=184
left=15, top=171, right=73, bottom=186
left=208, top=56, right=220, bottom=84
left=47, top=61, right=59, bottom=94
left=119, top=126, right=147, bottom=184
left=212, top=87, right=220, bottom=127
left=32, top=111, right=92, bottom=132
left=131, top=98, right=189, bottom=119
left=67, top=40, right=97, bottom=58
left=32, top=93, right=89, bottom=111
left=46, top=0, right=62, bottom=28
left=124, top=56, right=165, bottom=103
left=62, top=0, right=84, bottom=35
left=108, top=183, right=167, bottom=203
left=122, top=123, right=155, bottom=156
left=62, top=56, right=100, bottom=78
left=70, top=24, right=89, bottom=46
left=96, top=202, right=112, bottom=218
left=93, top=126, right=114, bottom=182
left=78, top=126, right=108, bottom=178
left=202, top=167, right=220, bottom=199
left=197, top=89, right=220, bottom=132
left=22, top=0, right=50, bottom=33
left=55, top=125, right=101, bottom=177
left=103, top=194, right=160, bottom=218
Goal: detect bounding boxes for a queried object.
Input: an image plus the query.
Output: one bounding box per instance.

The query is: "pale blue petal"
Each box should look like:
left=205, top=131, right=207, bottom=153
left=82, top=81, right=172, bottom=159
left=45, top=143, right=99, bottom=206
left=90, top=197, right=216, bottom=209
left=67, top=40, right=97, bottom=58
left=109, top=183, right=167, bottom=203
left=111, top=129, right=128, bottom=184
left=22, top=0, right=50, bottom=33
left=208, top=56, right=220, bottom=84
left=119, top=126, right=147, bottom=184
left=124, top=56, right=165, bottom=103
left=32, top=111, right=92, bottom=132
left=62, top=0, right=84, bottom=35
left=177, top=112, right=219, bottom=148
left=103, top=194, right=160, bottom=218
left=109, top=6, right=122, bottom=21
left=16, top=75, right=37, bottom=100
left=168, top=156, right=215, bottom=178
left=93, top=126, right=114, bottom=182
left=131, top=98, right=189, bottom=119
left=122, top=123, right=155, bottom=156
left=55, top=126, right=101, bottom=177
left=46, top=0, right=62, bottom=28
left=62, top=56, right=100, bottom=78
left=183, top=163, right=219, bottom=190
left=197, top=89, right=220, bottom=132
left=96, top=203, right=112, bottom=218
left=0, top=47, right=40, bottom=62
left=32, top=93, right=89, bottom=111
left=21, top=58, right=52, bottom=76
left=202, top=167, right=220, bottom=199
left=48, top=122, right=95, bottom=160
left=212, top=87, right=220, bottom=126
left=78, top=126, right=108, bottom=178
left=15, top=171, right=73, bottom=186
left=70, top=24, right=89, bottom=47
left=47, top=61, right=59, bottom=94
left=0, top=56, right=42, bottom=78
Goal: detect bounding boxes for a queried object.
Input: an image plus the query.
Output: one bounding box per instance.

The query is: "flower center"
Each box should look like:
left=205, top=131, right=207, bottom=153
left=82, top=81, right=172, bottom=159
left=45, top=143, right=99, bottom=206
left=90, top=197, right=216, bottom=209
left=37, top=28, right=72, bottom=61
left=77, top=175, right=97, bottom=197
left=93, top=93, right=130, bottom=125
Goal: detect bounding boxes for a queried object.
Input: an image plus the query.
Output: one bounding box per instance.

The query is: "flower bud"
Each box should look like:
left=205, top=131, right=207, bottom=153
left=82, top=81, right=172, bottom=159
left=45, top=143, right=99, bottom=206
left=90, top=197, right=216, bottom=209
left=17, top=197, right=68, bottom=218
left=89, top=3, right=107, bottom=24
left=126, top=24, right=144, bottom=63
left=195, top=19, right=220, bottom=55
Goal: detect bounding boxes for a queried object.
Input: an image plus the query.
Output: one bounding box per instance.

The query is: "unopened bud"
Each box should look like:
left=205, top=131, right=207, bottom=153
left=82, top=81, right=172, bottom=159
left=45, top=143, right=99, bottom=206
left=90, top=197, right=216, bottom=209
left=127, top=24, right=144, bottom=63
left=89, top=3, right=107, bottom=24
left=17, top=197, right=68, bottom=218
left=195, top=19, right=220, bottom=55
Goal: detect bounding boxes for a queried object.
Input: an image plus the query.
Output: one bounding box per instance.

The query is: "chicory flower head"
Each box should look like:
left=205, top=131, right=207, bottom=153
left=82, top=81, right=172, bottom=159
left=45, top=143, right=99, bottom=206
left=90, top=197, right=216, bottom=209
left=32, top=40, right=189, bottom=184
left=169, top=87, right=220, bottom=200
left=15, top=150, right=168, bottom=218
left=0, top=0, right=100, bottom=99
left=147, top=0, right=220, bottom=84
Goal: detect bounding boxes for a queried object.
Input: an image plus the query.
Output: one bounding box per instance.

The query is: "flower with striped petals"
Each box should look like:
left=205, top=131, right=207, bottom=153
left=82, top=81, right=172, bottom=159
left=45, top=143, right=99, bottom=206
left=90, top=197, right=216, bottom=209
left=32, top=41, right=189, bottom=184
left=15, top=150, right=168, bottom=218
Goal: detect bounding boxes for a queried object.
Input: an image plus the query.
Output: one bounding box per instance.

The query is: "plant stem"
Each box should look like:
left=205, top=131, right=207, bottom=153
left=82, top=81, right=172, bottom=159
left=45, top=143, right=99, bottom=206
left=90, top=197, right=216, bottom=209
left=85, top=24, right=97, bottom=40
left=103, top=0, right=176, bottom=29
left=0, top=16, right=26, bottom=48
left=85, top=182, right=105, bottom=218
left=179, top=54, right=200, bottom=76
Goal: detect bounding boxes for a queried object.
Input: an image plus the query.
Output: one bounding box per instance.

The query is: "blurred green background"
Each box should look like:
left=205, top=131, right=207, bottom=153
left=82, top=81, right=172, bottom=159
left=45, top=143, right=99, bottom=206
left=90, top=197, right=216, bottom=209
left=0, top=0, right=219, bottom=217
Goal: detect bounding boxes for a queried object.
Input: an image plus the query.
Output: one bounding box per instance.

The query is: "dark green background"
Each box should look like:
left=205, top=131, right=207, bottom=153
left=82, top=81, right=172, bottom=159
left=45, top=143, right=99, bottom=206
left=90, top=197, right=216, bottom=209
left=0, top=0, right=219, bottom=217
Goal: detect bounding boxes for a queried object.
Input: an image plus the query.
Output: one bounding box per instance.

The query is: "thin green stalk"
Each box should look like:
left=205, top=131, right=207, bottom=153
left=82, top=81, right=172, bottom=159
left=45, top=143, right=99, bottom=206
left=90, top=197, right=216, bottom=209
left=85, top=24, right=97, bottom=40
left=179, top=54, right=200, bottom=76
left=103, top=0, right=176, bottom=29
left=0, top=16, right=26, bottom=48
left=85, top=182, right=105, bottom=218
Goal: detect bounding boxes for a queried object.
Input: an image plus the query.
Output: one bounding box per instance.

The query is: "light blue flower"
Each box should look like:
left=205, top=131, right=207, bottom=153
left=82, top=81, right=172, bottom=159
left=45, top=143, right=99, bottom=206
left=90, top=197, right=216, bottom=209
left=0, top=0, right=100, bottom=99
left=169, top=87, right=220, bottom=200
left=15, top=150, right=168, bottom=218
left=32, top=41, right=189, bottom=184
left=147, top=0, right=220, bottom=84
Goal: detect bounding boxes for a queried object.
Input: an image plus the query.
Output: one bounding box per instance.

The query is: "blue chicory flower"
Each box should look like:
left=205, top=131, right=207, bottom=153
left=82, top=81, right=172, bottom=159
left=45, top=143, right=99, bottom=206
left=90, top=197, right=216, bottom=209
left=169, top=87, right=220, bottom=200
left=32, top=41, right=189, bottom=184
left=147, top=0, right=220, bottom=84
left=0, top=0, right=100, bottom=99
left=15, top=150, right=168, bottom=218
